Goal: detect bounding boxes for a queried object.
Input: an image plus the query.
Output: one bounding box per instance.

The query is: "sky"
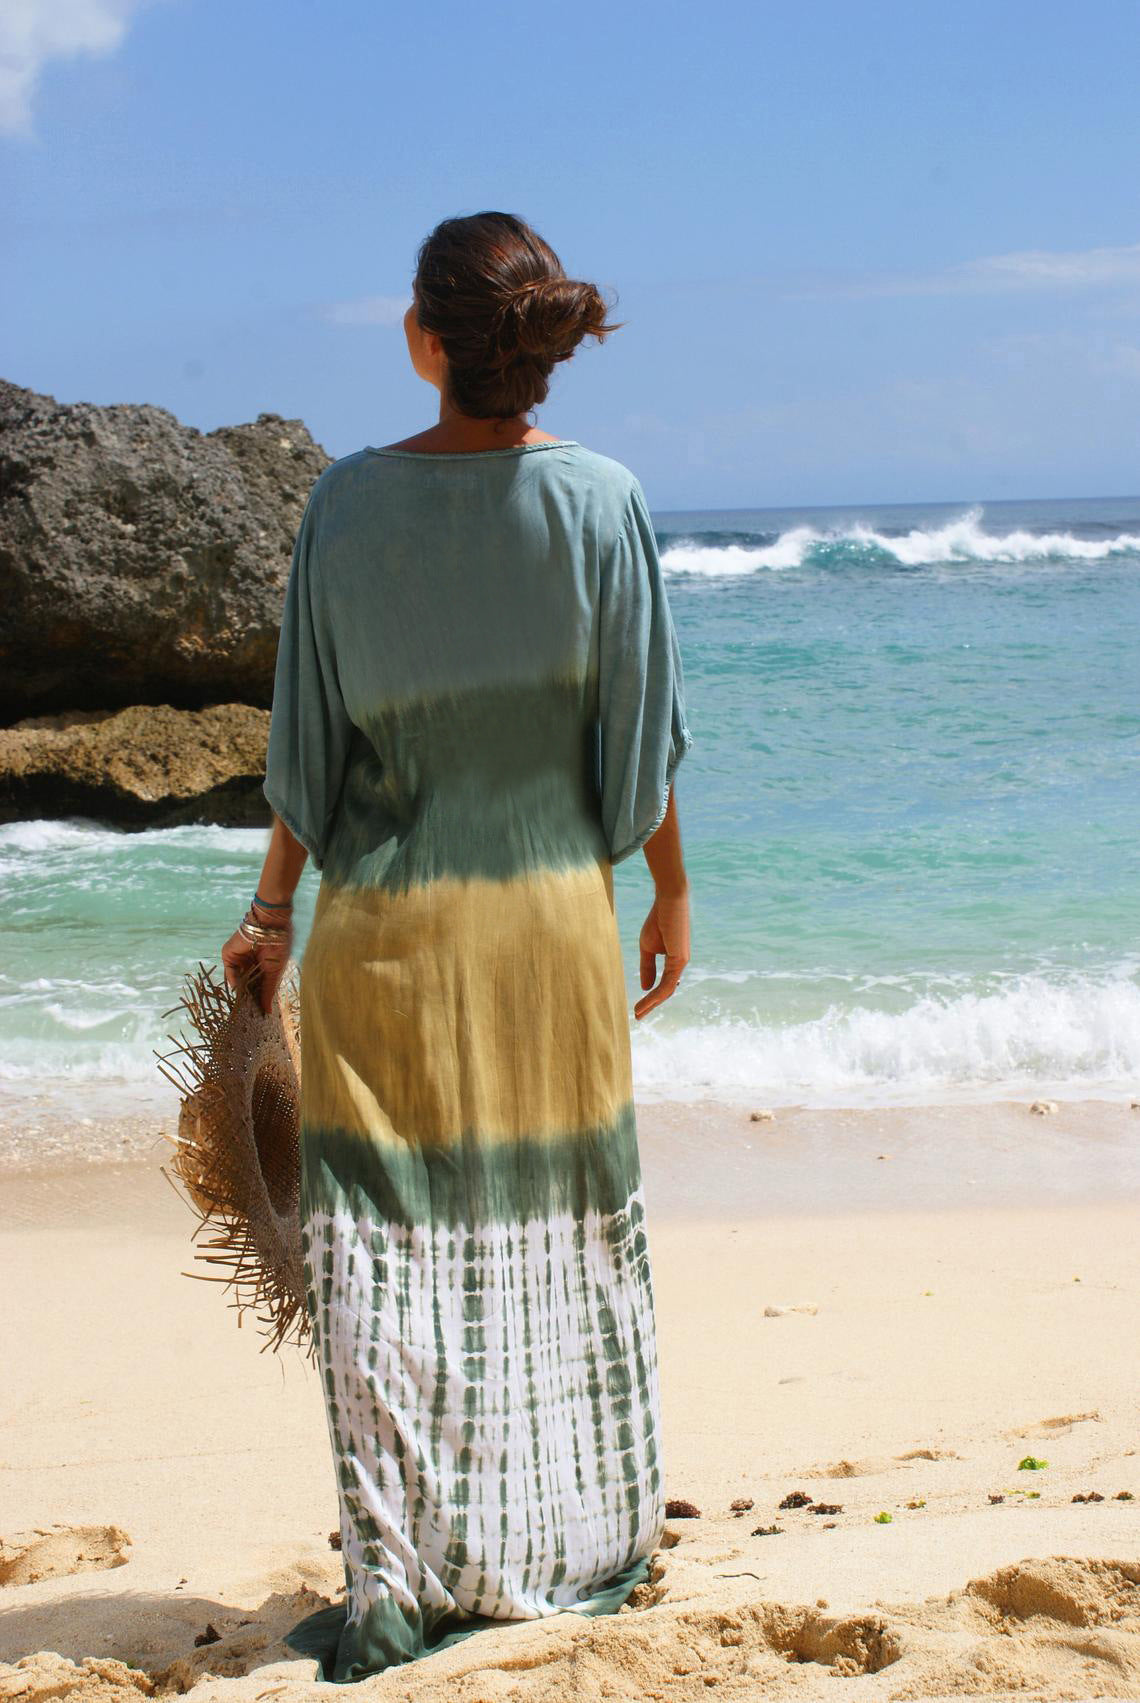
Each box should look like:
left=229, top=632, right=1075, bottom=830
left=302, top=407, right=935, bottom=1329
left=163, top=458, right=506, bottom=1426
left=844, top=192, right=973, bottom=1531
left=3, top=0, right=1139, bottom=512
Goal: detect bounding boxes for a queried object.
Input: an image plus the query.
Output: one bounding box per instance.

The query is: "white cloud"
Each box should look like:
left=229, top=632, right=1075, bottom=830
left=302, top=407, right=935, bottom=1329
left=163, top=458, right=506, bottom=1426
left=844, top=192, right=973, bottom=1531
left=958, top=243, right=1140, bottom=290
left=0, top=0, right=149, bottom=138
left=320, top=294, right=411, bottom=327
left=793, top=242, right=1140, bottom=302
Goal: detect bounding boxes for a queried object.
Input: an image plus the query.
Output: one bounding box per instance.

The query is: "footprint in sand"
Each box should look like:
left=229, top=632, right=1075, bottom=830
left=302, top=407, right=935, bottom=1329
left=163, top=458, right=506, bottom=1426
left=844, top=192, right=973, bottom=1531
left=896, top=1447, right=962, bottom=1462
left=0, top=1524, right=131, bottom=1587
left=1007, top=1410, right=1102, bottom=1439
left=802, top=1455, right=898, bottom=1479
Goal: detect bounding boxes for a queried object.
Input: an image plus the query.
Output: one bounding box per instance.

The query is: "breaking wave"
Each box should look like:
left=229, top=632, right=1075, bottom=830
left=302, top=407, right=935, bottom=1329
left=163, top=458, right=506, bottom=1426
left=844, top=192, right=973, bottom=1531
left=631, top=968, right=1140, bottom=1107
left=659, top=508, right=1140, bottom=577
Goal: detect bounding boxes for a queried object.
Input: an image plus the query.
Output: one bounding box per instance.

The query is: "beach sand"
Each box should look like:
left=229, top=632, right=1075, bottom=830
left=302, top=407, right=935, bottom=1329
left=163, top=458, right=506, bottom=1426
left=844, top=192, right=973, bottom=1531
left=1, top=1098, right=1138, bottom=1700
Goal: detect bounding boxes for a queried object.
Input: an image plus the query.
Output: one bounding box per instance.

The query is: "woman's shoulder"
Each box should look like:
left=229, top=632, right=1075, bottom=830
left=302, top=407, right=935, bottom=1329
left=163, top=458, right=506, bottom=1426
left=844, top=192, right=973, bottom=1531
left=562, top=442, right=639, bottom=498
left=303, top=441, right=644, bottom=530
left=300, top=449, right=393, bottom=530
left=308, top=448, right=375, bottom=500
left=564, top=448, right=652, bottom=548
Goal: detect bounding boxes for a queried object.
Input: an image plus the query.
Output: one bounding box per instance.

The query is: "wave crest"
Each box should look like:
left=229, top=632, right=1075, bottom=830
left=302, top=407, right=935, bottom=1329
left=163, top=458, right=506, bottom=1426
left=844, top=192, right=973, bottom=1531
left=660, top=508, right=1140, bottom=576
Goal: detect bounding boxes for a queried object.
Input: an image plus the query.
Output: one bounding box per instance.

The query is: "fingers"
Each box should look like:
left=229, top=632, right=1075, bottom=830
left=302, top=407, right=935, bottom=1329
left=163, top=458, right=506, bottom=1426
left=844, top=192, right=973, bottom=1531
left=640, top=905, right=664, bottom=990
left=633, top=954, right=687, bottom=1020
left=220, top=940, right=242, bottom=992
left=218, top=933, right=289, bottom=1009
left=256, top=938, right=293, bottom=1012
left=257, top=949, right=288, bottom=1007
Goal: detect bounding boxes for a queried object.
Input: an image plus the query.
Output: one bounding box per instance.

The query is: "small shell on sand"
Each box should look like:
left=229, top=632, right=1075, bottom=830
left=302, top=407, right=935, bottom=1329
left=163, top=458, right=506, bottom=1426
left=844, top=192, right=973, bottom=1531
left=1029, top=1099, right=1059, bottom=1115
left=749, top=1109, right=775, bottom=1122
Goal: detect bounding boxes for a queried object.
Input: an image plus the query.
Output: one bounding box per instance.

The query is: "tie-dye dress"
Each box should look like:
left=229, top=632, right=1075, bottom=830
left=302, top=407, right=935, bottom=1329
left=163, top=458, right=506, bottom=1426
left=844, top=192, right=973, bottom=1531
left=261, top=438, right=693, bottom=1682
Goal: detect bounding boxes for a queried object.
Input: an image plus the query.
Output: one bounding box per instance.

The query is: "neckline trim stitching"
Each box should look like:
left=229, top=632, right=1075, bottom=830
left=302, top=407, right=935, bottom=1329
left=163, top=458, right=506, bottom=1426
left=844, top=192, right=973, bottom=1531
left=364, top=439, right=580, bottom=460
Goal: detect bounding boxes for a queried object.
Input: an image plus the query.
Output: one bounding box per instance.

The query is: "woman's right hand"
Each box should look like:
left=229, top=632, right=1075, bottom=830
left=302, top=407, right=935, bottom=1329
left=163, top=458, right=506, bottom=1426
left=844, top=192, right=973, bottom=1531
left=635, top=883, right=690, bottom=1019
left=220, top=905, right=294, bottom=1015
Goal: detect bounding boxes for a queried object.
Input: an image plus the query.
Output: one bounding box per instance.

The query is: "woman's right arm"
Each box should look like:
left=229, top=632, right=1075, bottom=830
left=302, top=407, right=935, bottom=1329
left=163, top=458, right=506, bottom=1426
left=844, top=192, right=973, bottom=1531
left=219, top=472, right=352, bottom=1012
left=220, top=812, right=309, bottom=1013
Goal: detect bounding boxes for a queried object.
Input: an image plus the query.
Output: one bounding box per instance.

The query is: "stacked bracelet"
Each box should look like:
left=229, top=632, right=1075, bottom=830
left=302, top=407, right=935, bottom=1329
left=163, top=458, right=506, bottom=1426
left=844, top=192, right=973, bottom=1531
left=253, top=891, right=293, bottom=912
left=239, top=907, right=291, bottom=946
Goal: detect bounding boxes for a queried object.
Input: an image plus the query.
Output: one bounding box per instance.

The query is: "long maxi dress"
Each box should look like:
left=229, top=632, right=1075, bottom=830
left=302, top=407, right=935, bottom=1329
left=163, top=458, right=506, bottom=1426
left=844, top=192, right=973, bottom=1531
left=261, top=437, right=694, bottom=1683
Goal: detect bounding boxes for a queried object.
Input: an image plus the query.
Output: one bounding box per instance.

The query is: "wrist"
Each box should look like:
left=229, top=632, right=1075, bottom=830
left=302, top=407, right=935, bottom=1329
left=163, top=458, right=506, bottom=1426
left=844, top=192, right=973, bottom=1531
left=251, top=899, right=293, bottom=925
left=253, top=888, right=293, bottom=910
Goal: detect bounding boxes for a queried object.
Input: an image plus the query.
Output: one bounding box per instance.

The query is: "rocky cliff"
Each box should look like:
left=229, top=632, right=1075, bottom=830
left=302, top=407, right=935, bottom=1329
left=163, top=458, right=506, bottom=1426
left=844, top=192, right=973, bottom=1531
left=0, top=379, right=330, bottom=720
left=0, top=380, right=332, bottom=826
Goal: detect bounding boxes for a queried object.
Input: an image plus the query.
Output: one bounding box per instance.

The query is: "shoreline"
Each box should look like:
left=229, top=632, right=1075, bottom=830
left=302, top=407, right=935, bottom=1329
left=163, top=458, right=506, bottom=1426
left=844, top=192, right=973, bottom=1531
left=2, top=1095, right=1137, bottom=1220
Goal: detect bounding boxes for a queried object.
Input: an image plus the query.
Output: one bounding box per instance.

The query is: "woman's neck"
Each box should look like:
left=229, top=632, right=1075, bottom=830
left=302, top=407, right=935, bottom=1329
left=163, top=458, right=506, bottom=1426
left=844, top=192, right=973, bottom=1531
left=386, top=408, right=563, bottom=455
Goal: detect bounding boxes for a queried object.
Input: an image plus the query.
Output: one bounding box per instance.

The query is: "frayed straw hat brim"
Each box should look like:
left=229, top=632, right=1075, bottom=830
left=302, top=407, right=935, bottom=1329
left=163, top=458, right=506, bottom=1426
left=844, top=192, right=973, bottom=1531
left=154, top=957, right=311, bottom=1357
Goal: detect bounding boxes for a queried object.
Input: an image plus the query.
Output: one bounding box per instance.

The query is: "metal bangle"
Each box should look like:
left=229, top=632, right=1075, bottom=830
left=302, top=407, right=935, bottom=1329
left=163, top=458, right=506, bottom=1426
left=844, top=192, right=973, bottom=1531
left=242, top=907, right=290, bottom=931
left=238, top=914, right=291, bottom=946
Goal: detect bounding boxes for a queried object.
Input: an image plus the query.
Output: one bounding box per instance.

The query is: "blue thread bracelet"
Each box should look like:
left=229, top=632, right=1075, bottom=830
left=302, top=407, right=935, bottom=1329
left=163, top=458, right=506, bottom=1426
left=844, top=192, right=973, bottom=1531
left=253, top=891, right=293, bottom=911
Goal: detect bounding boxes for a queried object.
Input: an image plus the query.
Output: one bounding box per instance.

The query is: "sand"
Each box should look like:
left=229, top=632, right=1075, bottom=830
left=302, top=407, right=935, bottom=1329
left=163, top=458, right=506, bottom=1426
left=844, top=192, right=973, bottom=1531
left=1, top=1098, right=1138, bottom=1700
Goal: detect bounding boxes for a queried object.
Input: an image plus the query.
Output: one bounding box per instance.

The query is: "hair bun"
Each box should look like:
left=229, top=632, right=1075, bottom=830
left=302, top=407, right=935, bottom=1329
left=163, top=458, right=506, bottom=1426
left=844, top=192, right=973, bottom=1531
left=490, top=276, right=613, bottom=370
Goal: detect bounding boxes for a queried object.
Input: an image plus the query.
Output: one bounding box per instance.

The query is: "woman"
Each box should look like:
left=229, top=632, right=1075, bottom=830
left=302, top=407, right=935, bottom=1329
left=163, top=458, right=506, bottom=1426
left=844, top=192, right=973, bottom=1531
left=221, top=211, right=694, bottom=1682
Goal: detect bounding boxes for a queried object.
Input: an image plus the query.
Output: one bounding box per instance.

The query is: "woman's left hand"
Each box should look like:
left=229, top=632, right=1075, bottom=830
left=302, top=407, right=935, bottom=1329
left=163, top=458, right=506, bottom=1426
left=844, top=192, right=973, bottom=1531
left=635, top=885, right=690, bottom=1020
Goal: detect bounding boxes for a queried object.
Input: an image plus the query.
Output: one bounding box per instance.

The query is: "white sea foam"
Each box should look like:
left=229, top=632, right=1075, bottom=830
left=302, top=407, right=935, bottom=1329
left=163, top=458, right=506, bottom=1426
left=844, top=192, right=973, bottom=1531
left=660, top=509, right=1140, bottom=577
left=0, top=817, right=269, bottom=857
left=631, top=970, right=1140, bottom=1107
left=660, top=528, right=823, bottom=575
left=0, top=1043, right=159, bottom=1084
left=4, top=966, right=1138, bottom=1122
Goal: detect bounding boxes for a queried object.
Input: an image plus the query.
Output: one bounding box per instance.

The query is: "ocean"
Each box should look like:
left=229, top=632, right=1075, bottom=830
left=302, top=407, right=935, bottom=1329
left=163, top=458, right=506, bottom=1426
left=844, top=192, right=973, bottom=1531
left=2, top=493, right=1138, bottom=1151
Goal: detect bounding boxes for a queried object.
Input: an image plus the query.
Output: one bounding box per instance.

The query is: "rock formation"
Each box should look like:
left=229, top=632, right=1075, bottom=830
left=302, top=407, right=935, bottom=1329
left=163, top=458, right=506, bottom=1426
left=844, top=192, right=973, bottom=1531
left=0, top=379, right=331, bottom=721
left=0, top=704, right=273, bottom=828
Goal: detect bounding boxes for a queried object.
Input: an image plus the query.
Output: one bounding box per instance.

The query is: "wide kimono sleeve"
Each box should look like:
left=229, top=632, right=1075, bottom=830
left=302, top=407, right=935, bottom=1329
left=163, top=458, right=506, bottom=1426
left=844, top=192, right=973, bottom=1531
left=262, top=486, right=354, bottom=871
left=597, top=476, right=694, bottom=864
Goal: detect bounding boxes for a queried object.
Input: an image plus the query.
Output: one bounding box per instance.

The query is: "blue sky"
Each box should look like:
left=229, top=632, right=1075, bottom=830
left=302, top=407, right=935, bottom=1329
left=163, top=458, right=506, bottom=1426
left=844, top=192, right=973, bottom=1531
left=3, top=0, right=1139, bottom=510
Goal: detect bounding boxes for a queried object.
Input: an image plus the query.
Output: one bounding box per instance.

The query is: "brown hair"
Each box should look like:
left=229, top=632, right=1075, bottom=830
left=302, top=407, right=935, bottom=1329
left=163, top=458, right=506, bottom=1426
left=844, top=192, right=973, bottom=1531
left=411, top=211, right=623, bottom=424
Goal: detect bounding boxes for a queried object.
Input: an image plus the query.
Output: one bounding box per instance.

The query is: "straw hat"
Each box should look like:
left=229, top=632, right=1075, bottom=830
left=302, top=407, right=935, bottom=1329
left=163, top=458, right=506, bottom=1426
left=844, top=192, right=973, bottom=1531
left=154, top=956, right=313, bottom=1358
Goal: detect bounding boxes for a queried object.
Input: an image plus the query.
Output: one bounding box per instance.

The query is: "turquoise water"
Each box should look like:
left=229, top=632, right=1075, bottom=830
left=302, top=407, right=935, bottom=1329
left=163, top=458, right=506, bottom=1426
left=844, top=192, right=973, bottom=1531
left=2, top=494, right=1138, bottom=1135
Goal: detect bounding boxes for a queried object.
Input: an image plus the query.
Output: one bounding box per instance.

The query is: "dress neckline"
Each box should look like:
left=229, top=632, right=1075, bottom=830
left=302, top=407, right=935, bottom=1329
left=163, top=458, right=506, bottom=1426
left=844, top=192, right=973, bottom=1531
left=365, top=439, right=580, bottom=461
